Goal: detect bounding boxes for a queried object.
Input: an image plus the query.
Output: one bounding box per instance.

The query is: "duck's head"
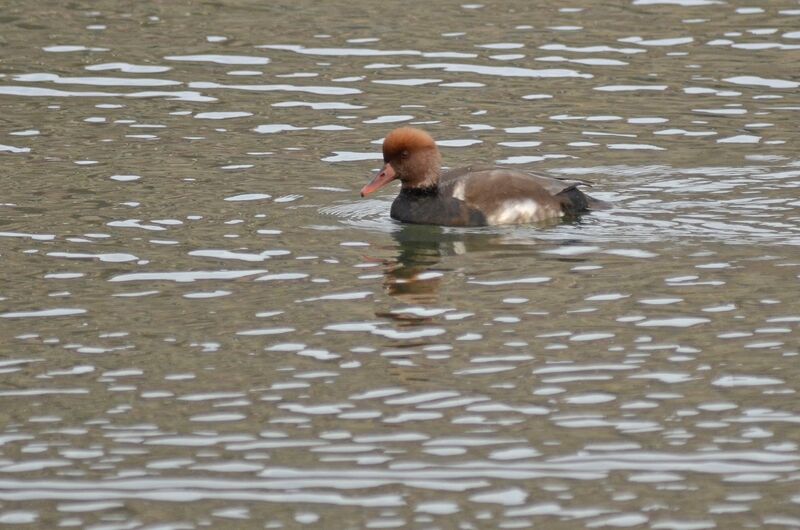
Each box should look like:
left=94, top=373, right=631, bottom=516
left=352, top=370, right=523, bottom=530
left=360, top=127, right=442, bottom=197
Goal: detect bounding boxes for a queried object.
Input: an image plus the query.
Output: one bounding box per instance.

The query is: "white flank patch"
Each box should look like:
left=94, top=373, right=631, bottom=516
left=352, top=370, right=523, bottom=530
left=452, top=181, right=467, bottom=201
left=487, top=199, right=555, bottom=225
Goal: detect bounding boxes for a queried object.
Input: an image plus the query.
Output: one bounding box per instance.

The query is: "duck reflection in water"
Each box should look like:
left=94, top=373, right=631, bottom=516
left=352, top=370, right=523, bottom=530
left=377, top=222, right=596, bottom=313
left=381, top=224, right=449, bottom=306
left=379, top=224, right=537, bottom=306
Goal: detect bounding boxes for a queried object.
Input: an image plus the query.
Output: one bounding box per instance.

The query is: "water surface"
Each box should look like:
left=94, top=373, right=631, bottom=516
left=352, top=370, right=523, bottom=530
left=1, top=0, right=799, bottom=528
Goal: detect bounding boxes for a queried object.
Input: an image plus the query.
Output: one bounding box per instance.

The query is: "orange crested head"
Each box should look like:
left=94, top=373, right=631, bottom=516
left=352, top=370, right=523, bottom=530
left=361, top=127, right=442, bottom=197
left=382, top=127, right=437, bottom=163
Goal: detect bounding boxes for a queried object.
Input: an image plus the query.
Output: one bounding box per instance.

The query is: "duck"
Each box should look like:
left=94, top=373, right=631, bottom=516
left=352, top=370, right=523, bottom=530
left=360, top=127, right=604, bottom=226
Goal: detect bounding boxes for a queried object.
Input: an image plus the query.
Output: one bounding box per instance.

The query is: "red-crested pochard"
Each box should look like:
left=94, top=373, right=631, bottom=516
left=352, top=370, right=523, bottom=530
left=360, top=127, right=604, bottom=226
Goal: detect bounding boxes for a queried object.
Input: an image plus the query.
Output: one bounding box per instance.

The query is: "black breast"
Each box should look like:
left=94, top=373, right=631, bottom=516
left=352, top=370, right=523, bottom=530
left=390, top=188, right=486, bottom=227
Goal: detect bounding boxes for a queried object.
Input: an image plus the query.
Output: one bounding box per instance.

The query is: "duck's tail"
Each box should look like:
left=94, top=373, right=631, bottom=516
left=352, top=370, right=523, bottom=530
left=556, top=185, right=610, bottom=215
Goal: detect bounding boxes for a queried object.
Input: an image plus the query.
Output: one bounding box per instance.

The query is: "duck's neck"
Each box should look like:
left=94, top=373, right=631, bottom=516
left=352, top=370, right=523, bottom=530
left=401, top=148, right=442, bottom=192
left=402, top=169, right=440, bottom=194
left=400, top=183, right=438, bottom=197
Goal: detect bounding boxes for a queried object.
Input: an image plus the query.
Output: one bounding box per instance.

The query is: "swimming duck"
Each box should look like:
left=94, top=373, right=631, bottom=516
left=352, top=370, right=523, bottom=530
left=360, top=127, right=603, bottom=226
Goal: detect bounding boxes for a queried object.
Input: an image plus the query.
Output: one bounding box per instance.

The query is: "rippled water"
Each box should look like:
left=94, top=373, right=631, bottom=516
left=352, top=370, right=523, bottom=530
left=1, top=0, right=800, bottom=528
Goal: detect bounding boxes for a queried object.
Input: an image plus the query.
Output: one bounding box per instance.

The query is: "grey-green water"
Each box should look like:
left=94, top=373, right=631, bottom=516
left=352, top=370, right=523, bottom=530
left=1, top=1, right=799, bottom=528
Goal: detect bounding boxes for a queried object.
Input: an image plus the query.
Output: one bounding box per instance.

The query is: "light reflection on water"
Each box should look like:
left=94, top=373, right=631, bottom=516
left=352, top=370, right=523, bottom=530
left=1, top=0, right=800, bottom=528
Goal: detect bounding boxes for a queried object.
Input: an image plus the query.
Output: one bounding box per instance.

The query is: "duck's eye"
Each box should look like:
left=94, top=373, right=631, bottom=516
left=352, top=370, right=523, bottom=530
left=401, top=150, right=409, bottom=159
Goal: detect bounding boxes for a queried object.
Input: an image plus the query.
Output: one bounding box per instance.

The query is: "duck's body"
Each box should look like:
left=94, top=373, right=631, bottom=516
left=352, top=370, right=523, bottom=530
left=360, top=128, right=603, bottom=227
left=390, top=165, right=595, bottom=227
